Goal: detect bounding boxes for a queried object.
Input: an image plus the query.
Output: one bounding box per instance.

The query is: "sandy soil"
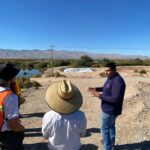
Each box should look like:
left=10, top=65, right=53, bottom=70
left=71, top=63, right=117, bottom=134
left=20, top=66, right=150, bottom=150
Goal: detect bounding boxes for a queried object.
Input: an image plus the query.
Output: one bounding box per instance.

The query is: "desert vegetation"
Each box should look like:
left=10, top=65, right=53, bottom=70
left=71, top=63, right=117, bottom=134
left=17, top=77, right=41, bottom=89
left=0, top=56, right=150, bottom=71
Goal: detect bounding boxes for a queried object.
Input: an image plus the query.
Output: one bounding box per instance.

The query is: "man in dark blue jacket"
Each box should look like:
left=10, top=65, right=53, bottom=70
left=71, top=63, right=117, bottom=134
left=88, top=62, right=126, bottom=150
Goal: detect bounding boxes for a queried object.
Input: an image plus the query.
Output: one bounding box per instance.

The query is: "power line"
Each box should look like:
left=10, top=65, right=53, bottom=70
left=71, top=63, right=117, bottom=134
left=56, top=45, right=150, bottom=50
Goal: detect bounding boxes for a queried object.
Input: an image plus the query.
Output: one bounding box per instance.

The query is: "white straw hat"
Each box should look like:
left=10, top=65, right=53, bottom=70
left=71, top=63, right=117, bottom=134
left=45, top=80, right=83, bottom=114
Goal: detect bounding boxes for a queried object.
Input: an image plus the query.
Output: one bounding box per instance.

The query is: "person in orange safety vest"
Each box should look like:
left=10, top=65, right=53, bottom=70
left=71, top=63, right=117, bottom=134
left=0, top=63, right=24, bottom=150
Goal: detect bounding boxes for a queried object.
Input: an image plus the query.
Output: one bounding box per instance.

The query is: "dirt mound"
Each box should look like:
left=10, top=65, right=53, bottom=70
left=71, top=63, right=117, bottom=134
left=117, top=81, right=150, bottom=148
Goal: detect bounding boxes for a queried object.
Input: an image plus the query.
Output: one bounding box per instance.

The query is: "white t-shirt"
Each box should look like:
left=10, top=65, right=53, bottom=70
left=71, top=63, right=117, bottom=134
left=42, top=110, right=87, bottom=150
left=0, top=87, right=19, bottom=132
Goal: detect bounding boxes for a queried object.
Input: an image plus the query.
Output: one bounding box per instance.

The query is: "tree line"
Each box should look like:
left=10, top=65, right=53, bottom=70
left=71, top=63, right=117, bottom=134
left=0, top=56, right=150, bottom=71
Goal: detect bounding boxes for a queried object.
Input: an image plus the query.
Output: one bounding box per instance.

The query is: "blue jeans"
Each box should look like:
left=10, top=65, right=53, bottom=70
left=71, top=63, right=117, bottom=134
left=101, top=111, right=117, bottom=150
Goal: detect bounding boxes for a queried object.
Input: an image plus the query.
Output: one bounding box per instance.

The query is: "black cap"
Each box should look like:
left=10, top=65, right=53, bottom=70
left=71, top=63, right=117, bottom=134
left=0, top=63, right=20, bottom=81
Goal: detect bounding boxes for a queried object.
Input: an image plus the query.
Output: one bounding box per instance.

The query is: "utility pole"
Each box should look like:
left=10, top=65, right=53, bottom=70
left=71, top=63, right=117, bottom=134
left=50, top=45, right=55, bottom=76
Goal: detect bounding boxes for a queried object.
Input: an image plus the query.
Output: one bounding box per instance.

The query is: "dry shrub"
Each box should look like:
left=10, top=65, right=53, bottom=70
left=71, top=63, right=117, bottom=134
left=53, top=72, right=67, bottom=78
left=17, top=77, right=41, bottom=89
left=139, top=69, right=147, bottom=74
left=99, top=72, right=106, bottom=78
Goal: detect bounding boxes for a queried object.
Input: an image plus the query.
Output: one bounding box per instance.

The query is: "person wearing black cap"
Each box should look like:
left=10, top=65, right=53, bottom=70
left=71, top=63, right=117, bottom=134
left=0, top=63, right=25, bottom=150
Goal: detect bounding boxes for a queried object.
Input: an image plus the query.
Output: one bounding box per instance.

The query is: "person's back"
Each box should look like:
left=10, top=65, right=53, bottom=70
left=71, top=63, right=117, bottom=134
left=42, top=80, right=87, bottom=150
left=0, top=63, right=24, bottom=150
left=42, top=110, right=86, bottom=150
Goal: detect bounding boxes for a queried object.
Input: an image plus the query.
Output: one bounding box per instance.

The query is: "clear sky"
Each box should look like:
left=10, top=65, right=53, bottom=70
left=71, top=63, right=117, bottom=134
left=0, top=0, right=150, bottom=56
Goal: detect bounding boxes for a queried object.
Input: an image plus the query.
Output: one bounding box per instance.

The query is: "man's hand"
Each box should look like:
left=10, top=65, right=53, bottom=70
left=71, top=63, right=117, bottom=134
left=88, top=87, right=100, bottom=97
left=87, top=87, right=95, bottom=92
left=90, top=90, right=100, bottom=97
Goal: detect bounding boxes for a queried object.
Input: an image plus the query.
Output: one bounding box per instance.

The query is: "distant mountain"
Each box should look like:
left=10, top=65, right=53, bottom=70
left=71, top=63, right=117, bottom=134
left=0, top=49, right=149, bottom=59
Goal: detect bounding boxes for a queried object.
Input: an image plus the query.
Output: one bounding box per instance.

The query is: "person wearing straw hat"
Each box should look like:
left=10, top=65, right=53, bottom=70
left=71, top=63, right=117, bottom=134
left=88, top=62, right=126, bottom=150
left=42, top=80, right=87, bottom=150
left=0, top=63, right=25, bottom=150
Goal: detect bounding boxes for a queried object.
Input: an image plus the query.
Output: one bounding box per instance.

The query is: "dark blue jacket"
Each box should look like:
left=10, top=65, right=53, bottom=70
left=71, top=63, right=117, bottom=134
left=99, top=72, right=126, bottom=115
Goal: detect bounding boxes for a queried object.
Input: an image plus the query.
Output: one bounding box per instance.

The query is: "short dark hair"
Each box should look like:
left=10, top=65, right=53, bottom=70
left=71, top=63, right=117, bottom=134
left=105, top=62, right=116, bottom=70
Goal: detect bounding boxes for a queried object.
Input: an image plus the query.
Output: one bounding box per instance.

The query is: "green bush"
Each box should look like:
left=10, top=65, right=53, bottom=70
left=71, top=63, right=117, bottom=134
left=36, top=62, right=48, bottom=70
left=1, top=58, right=150, bottom=71
left=53, top=60, right=70, bottom=67
left=70, top=55, right=93, bottom=67
left=96, top=59, right=114, bottom=67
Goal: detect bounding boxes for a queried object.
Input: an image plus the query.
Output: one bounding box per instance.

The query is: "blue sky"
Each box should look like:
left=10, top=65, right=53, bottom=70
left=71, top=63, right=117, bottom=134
left=0, top=0, right=150, bottom=56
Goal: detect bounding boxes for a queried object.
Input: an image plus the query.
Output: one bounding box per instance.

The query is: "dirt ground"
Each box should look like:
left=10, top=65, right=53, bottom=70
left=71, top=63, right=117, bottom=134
left=20, top=66, right=150, bottom=150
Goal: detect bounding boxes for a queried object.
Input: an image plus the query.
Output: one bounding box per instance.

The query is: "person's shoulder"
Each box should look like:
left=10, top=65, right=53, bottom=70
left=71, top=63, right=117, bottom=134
left=44, top=110, right=57, bottom=116
left=6, top=92, right=18, bottom=100
left=76, top=110, right=85, bottom=114
left=115, top=73, right=124, bottom=80
left=74, top=110, right=87, bottom=122
left=114, top=73, right=126, bottom=84
left=4, top=92, right=18, bottom=105
left=72, top=110, right=86, bottom=118
left=43, top=110, right=61, bottom=120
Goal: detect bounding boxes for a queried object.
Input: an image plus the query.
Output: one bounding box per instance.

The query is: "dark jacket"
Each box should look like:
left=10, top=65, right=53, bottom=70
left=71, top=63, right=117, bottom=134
left=98, top=72, right=126, bottom=115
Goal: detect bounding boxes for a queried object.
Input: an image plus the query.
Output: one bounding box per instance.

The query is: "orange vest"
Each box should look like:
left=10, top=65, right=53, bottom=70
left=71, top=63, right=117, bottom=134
left=0, top=90, right=12, bottom=130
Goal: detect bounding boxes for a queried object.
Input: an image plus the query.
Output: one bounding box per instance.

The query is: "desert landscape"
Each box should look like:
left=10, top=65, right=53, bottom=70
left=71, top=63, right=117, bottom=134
left=20, top=66, right=150, bottom=150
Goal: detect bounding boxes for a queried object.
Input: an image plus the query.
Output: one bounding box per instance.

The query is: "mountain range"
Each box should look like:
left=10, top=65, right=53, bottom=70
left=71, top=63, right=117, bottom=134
left=0, top=49, right=149, bottom=59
